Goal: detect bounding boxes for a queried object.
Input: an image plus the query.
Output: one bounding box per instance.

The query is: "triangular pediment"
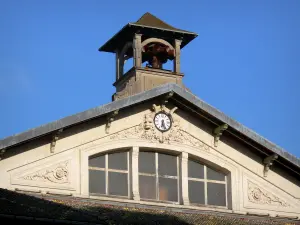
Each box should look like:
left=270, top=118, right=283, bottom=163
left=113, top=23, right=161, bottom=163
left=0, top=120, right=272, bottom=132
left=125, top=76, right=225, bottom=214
left=1, top=84, right=300, bottom=179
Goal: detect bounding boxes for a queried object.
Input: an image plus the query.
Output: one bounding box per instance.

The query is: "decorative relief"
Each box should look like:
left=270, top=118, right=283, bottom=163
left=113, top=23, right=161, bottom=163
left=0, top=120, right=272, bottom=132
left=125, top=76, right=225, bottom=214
left=164, top=118, right=210, bottom=151
left=20, top=161, right=69, bottom=184
left=247, top=180, right=289, bottom=207
left=110, top=106, right=210, bottom=152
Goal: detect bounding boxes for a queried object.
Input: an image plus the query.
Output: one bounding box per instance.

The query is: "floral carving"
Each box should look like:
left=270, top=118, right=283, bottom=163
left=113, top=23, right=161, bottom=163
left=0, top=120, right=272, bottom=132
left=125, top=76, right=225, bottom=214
left=164, top=118, right=210, bottom=151
left=247, top=180, right=289, bottom=207
left=110, top=112, right=210, bottom=152
left=21, top=161, right=69, bottom=184
left=110, top=115, right=161, bottom=143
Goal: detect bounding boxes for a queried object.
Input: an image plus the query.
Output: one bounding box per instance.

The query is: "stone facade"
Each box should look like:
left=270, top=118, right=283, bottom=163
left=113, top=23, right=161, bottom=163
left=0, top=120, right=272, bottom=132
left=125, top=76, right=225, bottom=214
left=0, top=101, right=299, bottom=219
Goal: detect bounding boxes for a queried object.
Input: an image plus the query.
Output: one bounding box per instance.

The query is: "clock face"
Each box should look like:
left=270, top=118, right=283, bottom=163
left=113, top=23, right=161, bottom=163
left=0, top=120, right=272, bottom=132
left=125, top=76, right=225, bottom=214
left=154, top=112, right=172, bottom=132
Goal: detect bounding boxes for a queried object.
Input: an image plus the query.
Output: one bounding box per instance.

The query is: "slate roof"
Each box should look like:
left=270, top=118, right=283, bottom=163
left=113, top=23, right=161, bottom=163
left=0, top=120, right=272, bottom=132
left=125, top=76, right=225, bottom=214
left=0, top=83, right=299, bottom=174
left=99, top=12, right=198, bottom=52
left=132, top=12, right=192, bottom=34
left=0, top=188, right=299, bottom=225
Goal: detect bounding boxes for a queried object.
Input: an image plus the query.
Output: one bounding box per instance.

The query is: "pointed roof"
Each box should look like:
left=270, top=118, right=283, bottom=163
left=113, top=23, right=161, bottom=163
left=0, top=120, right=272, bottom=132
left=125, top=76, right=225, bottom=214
left=0, top=83, right=299, bottom=177
left=131, top=12, right=190, bottom=33
left=99, top=13, right=197, bottom=53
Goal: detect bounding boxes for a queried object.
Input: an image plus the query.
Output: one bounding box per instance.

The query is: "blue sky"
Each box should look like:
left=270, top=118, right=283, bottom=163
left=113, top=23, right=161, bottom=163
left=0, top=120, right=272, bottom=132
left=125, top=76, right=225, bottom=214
left=0, top=0, right=299, bottom=157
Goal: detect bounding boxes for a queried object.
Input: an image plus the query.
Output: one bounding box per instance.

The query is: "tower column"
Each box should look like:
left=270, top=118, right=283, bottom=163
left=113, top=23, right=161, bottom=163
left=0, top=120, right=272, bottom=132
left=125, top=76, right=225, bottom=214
left=133, top=33, right=142, bottom=68
left=173, top=39, right=182, bottom=73
left=115, top=50, right=120, bottom=81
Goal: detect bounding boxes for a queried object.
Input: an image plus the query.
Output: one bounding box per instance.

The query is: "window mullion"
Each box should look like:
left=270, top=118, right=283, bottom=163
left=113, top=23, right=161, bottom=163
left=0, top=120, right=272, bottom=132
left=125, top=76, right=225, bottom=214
left=155, top=152, right=159, bottom=201
left=176, top=155, right=180, bottom=204
left=139, top=172, right=155, bottom=176
left=204, top=165, right=207, bottom=205
left=181, top=152, right=189, bottom=205
left=225, top=175, right=228, bottom=207
left=105, top=154, right=108, bottom=195
left=127, top=151, right=130, bottom=199
left=89, top=167, right=105, bottom=171
left=131, top=146, right=140, bottom=200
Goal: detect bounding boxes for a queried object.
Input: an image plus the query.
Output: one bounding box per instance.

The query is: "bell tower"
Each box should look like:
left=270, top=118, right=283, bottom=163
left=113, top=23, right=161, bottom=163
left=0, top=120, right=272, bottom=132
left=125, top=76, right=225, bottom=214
left=99, top=12, right=198, bottom=101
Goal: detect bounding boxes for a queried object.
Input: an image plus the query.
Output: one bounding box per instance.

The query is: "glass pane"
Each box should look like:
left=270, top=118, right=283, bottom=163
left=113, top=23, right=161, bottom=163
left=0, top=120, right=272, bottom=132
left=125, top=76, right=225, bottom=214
left=139, top=152, right=155, bottom=174
left=159, top=177, right=178, bottom=202
left=108, top=152, right=127, bottom=170
left=108, top=172, right=128, bottom=196
left=207, top=183, right=226, bottom=206
left=207, top=167, right=225, bottom=181
left=158, top=153, right=177, bottom=176
left=188, top=160, right=204, bottom=179
left=89, top=155, right=105, bottom=168
left=139, top=175, right=156, bottom=199
left=188, top=180, right=205, bottom=204
left=89, top=170, right=105, bottom=194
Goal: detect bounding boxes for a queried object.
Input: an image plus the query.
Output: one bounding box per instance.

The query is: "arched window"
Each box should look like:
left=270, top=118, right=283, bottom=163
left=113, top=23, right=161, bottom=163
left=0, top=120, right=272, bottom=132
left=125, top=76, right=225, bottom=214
left=188, top=159, right=227, bottom=207
left=87, top=148, right=230, bottom=209
left=139, top=151, right=179, bottom=202
left=89, top=151, right=130, bottom=198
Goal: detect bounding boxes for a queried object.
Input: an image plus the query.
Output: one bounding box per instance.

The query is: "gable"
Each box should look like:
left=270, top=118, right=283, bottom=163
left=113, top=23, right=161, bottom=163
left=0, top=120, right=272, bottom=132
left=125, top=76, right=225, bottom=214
left=0, top=84, right=299, bottom=175
left=0, top=97, right=300, bottom=219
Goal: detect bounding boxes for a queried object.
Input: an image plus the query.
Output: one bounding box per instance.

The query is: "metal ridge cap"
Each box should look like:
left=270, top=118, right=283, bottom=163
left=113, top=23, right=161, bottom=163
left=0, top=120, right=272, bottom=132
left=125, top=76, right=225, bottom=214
left=128, top=23, right=198, bottom=36
left=171, top=84, right=300, bottom=168
left=0, top=83, right=174, bottom=150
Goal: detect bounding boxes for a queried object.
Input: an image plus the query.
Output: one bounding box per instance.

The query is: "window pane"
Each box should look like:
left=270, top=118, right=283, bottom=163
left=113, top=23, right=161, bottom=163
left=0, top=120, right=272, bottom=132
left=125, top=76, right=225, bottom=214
left=188, top=180, right=205, bottom=204
left=108, top=152, right=127, bottom=170
left=207, top=167, right=225, bottom=181
left=159, top=177, right=178, bottom=202
left=188, top=160, right=204, bottom=179
left=207, top=183, right=226, bottom=206
left=108, top=172, right=128, bottom=196
left=139, top=175, right=156, bottom=199
left=158, top=153, right=177, bottom=176
left=89, top=170, right=105, bottom=194
left=89, top=155, right=105, bottom=168
left=139, top=152, right=155, bottom=174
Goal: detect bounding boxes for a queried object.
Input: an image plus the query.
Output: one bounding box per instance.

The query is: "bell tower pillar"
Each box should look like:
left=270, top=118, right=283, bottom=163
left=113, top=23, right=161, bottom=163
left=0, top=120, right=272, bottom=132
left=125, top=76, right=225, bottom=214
left=99, top=12, right=198, bottom=101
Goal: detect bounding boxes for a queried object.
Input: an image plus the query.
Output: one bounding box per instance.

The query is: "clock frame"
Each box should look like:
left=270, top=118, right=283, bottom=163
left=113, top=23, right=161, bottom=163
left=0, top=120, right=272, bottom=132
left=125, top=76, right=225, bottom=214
left=153, top=112, right=172, bottom=132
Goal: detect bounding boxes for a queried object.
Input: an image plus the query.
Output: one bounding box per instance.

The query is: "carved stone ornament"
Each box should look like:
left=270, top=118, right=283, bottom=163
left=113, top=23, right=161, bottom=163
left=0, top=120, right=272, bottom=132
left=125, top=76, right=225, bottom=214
left=110, top=105, right=210, bottom=152
left=247, top=180, right=289, bottom=207
left=20, top=161, right=69, bottom=184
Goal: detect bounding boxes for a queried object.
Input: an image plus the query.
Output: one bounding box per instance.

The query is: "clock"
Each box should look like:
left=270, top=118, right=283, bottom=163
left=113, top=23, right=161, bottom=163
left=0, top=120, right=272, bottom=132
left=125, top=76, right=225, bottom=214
left=154, top=112, right=172, bottom=132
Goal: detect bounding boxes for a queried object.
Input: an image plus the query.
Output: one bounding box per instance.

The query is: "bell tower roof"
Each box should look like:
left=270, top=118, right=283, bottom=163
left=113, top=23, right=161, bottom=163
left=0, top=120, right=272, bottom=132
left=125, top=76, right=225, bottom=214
left=133, top=12, right=190, bottom=33
left=99, top=12, right=198, bottom=101
left=99, top=12, right=197, bottom=53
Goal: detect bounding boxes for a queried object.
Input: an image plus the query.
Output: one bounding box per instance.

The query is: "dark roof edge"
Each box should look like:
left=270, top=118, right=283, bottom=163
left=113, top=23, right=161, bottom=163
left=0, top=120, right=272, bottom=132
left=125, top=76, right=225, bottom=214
left=171, top=85, right=300, bottom=167
left=0, top=83, right=299, bottom=169
left=98, top=24, right=130, bottom=52
left=99, top=23, right=198, bottom=52
left=128, top=23, right=198, bottom=36
left=0, top=84, right=174, bottom=150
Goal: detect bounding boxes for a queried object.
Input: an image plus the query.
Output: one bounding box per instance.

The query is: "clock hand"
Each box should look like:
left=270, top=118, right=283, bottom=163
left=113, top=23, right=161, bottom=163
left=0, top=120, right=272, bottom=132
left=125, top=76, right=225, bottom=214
left=161, top=119, right=166, bottom=130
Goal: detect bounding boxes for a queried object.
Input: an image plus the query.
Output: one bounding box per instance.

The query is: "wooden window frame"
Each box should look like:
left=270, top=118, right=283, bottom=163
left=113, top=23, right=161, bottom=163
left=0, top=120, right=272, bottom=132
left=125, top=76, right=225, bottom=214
left=188, top=159, right=228, bottom=208
left=89, top=151, right=130, bottom=198
left=139, top=152, right=180, bottom=204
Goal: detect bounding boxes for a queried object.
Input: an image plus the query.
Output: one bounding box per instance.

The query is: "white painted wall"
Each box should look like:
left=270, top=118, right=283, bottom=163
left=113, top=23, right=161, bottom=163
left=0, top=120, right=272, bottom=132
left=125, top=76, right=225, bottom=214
left=0, top=102, right=299, bottom=218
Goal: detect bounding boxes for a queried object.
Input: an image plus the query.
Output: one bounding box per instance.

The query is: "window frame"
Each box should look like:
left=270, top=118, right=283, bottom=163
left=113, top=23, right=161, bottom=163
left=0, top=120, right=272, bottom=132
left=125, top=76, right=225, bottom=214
left=188, top=158, right=228, bottom=208
left=88, top=151, right=131, bottom=199
left=139, top=151, right=180, bottom=204
left=86, top=147, right=231, bottom=210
